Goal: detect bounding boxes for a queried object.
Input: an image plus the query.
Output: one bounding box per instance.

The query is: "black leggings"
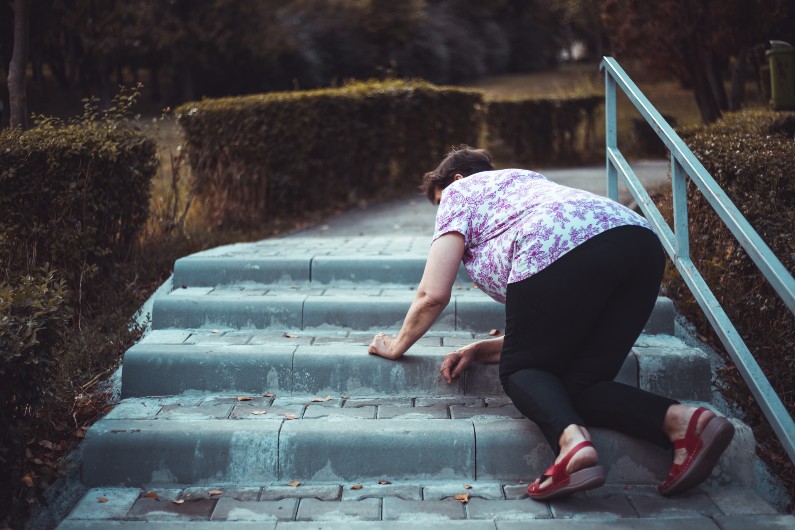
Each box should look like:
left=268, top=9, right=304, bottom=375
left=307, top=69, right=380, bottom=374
left=499, top=225, right=677, bottom=454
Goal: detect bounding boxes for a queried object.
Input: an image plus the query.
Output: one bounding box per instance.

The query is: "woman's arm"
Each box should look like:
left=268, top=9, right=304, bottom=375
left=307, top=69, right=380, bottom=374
left=368, top=233, right=465, bottom=360
left=439, top=336, right=503, bottom=384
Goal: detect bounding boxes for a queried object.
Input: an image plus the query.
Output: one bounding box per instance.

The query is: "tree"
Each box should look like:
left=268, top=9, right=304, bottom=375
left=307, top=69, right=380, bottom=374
left=602, top=0, right=795, bottom=124
left=7, top=0, right=30, bottom=129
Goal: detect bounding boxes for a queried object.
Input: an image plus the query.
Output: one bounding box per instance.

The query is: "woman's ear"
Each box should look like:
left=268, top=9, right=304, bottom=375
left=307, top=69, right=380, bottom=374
left=453, top=173, right=464, bottom=181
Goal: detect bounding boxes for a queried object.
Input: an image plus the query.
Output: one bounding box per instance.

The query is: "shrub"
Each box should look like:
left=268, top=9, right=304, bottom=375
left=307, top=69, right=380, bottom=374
left=176, top=79, right=483, bottom=228
left=0, top=91, right=158, bottom=294
left=0, top=271, right=71, bottom=522
left=485, top=95, right=603, bottom=166
left=658, top=110, right=795, bottom=469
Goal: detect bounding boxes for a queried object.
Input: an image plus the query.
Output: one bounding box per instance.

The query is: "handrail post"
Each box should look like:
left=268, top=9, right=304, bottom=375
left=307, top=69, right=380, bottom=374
left=605, top=68, right=618, bottom=201
left=672, top=156, right=690, bottom=259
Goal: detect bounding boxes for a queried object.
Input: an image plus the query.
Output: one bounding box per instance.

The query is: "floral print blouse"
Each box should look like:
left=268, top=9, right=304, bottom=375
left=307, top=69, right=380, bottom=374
left=432, top=169, right=652, bottom=303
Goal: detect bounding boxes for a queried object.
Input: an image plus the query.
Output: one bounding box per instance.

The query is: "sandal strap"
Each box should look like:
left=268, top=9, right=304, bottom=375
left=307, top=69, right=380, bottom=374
left=671, top=407, right=708, bottom=453
left=549, top=440, right=594, bottom=482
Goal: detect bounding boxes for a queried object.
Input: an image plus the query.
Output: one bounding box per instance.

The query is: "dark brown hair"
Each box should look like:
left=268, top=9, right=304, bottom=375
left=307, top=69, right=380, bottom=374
left=421, top=145, right=494, bottom=203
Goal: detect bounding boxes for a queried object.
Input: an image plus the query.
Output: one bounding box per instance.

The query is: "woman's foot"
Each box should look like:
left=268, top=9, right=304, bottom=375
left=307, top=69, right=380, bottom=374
left=535, top=425, right=598, bottom=491
left=660, top=405, right=735, bottom=496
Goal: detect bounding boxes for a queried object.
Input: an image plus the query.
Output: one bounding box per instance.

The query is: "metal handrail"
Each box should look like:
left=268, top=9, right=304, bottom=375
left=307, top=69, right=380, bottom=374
left=600, top=57, right=795, bottom=464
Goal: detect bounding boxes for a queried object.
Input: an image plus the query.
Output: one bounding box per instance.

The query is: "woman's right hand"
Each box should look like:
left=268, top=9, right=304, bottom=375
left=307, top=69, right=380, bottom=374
left=439, top=345, right=476, bottom=384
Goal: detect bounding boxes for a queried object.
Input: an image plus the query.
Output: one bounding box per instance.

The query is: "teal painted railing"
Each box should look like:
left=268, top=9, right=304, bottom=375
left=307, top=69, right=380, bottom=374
left=599, top=57, right=795, bottom=463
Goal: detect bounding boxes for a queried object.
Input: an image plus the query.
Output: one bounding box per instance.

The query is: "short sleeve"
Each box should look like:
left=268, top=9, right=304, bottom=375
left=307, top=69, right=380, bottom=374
left=433, top=186, right=471, bottom=246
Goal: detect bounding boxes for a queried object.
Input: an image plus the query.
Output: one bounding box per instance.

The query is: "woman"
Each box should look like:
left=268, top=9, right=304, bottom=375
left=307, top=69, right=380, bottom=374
left=368, top=146, right=735, bottom=500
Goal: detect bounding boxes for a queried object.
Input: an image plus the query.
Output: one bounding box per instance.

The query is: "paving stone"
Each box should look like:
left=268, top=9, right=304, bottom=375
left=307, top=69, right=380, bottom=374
left=172, top=256, right=311, bottom=287
left=302, top=295, right=456, bottom=330
left=549, top=490, right=637, bottom=519
left=275, top=522, right=494, bottom=530
left=378, top=405, right=448, bottom=419
left=633, top=345, right=710, bottom=401
left=464, top=363, right=503, bottom=395
left=496, top=518, right=720, bottom=529
left=66, top=488, right=141, bottom=519
left=415, top=397, right=483, bottom=407
left=455, top=297, right=504, bottom=332
left=152, top=295, right=305, bottom=330
left=423, top=483, right=504, bottom=501
left=703, top=486, right=778, bottom=515
left=170, top=287, right=214, bottom=296
left=273, top=396, right=342, bottom=407
left=103, top=401, right=162, bottom=420
left=181, top=487, right=260, bottom=501
left=472, top=419, right=555, bottom=482
left=157, top=404, right=233, bottom=420
left=712, top=514, right=795, bottom=529
left=248, top=333, right=314, bottom=345
left=304, top=406, right=376, bottom=419
left=186, top=333, right=253, bottom=345
left=138, top=330, right=192, bottom=345
left=260, top=484, right=342, bottom=501
left=127, top=494, right=215, bottom=521
left=58, top=522, right=276, bottom=529
left=230, top=404, right=305, bottom=420
left=295, top=498, right=381, bottom=521
left=503, top=484, right=530, bottom=500
left=451, top=404, right=523, bottom=419
left=202, top=395, right=275, bottom=407
left=344, top=397, right=413, bottom=408
left=628, top=490, right=721, bottom=518
left=465, top=498, right=551, bottom=520
left=382, top=498, right=466, bottom=521
left=210, top=498, right=296, bottom=521
left=342, top=484, right=422, bottom=501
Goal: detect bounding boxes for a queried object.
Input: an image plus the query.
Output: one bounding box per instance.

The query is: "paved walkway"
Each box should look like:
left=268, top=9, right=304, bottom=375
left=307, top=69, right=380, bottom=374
left=52, top=162, right=795, bottom=529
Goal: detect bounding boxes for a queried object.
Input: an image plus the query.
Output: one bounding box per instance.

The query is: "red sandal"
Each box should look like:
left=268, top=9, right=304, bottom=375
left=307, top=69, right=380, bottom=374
left=526, top=440, right=605, bottom=501
left=659, top=407, right=735, bottom=497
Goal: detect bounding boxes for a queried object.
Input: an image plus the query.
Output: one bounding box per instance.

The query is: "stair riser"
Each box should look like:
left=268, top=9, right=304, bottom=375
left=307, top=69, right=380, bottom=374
left=81, top=419, right=753, bottom=488
left=120, top=344, right=710, bottom=402
left=173, top=256, right=472, bottom=287
left=151, top=296, right=675, bottom=335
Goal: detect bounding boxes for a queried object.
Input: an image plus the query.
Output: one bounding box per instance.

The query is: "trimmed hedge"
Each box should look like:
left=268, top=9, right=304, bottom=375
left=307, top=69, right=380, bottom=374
left=485, top=95, right=602, bottom=166
left=0, top=115, right=158, bottom=289
left=176, top=79, right=483, bottom=228
left=660, top=110, right=794, bottom=447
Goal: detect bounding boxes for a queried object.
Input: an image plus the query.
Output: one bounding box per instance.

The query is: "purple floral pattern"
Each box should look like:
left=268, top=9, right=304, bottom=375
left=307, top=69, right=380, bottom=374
left=433, top=169, right=652, bottom=303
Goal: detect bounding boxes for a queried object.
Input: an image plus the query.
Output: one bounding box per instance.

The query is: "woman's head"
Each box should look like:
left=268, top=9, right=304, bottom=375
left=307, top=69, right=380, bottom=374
left=421, top=145, right=494, bottom=204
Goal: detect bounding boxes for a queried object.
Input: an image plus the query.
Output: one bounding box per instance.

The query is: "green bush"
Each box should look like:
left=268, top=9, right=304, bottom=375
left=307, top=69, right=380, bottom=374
left=0, top=271, right=71, bottom=522
left=176, top=79, right=483, bottom=228
left=485, top=95, right=603, bottom=166
left=0, top=97, right=158, bottom=291
left=660, top=110, right=795, bottom=448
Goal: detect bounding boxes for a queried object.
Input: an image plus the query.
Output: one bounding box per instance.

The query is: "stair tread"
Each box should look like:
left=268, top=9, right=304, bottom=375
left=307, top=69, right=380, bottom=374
left=58, top=483, right=790, bottom=528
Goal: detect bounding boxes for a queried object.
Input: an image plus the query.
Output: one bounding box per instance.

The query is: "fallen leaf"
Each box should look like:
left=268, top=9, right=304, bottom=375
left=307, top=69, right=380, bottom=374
left=251, top=410, right=267, bottom=415
left=464, top=484, right=473, bottom=489
left=488, top=329, right=501, bottom=336
left=518, top=480, right=525, bottom=484
left=211, top=329, right=221, bottom=334
left=172, top=499, right=185, bottom=505
left=53, top=421, right=68, bottom=431
left=97, top=497, right=108, bottom=503
left=341, top=395, right=349, bottom=399
left=73, top=428, right=86, bottom=439
left=208, top=490, right=224, bottom=496
left=143, top=491, right=158, bottom=500
left=283, top=413, right=298, bottom=420
left=287, top=481, right=301, bottom=487
left=263, top=392, right=275, bottom=398
left=350, top=484, right=363, bottom=490
left=21, top=475, right=33, bottom=487
left=453, top=493, right=470, bottom=504
left=283, top=332, right=299, bottom=338
left=236, top=396, right=254, bottom=402
left=378, top=480, right=391, bottom=485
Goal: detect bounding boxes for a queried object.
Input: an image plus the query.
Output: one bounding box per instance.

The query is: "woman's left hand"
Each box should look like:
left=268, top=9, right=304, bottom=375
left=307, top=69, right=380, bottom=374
left=368, top=332, right=398, bottom=359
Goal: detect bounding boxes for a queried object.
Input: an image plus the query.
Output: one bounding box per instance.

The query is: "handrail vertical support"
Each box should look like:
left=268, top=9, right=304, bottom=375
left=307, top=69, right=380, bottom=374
left=605, top=71, right=618, bottom=201
left=672, top=156, right=690, bottom=259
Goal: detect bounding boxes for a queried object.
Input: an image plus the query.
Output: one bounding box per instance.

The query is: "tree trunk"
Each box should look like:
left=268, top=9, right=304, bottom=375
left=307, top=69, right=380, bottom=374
left=706, top=51, right=728, bottom=112
left=8, top=0, right=31, bottom=130
left=729, top=48, right=749, bottom=111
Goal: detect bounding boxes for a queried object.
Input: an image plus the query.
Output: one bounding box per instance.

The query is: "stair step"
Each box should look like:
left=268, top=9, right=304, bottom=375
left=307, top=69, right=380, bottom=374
left=81, top=394, right=754, bottom=488
left=152, top=287, right=675, bottom=335
left=58, top=483, right=791, bottom=529
left=171, top=236, right=456, bottom=288
left=121, top=331, right=709, bottom=400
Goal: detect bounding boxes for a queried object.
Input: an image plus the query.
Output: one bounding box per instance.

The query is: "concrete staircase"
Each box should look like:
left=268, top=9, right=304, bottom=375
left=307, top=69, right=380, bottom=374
left=57, top=236, right=793, bottom=529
